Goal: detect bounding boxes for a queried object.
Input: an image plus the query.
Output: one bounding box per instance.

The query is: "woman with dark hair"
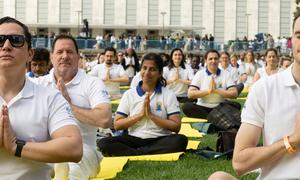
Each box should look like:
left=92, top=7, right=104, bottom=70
left=98, top=52, right=188, bottom=156
left=182, top=49, right=238, bottom=119
left=253, top=48, right=281, bottom=83
left=242, top=49, right=258, bottom=87
left=121, top=48, right=140, bottom=82
left=163, top=48, right=194, bottom=102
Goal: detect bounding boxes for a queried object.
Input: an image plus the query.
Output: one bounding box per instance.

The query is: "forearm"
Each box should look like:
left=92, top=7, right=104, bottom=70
left=149, top=114, right=180, bottom=133
left=114, top=113, right=143, bottom=130
left=213, top=89, right=238, bottom=98
left=178, top=79, right=191, bottom=85
left=21, top=136, right=82, bottom=163
left=109, top=77, right=129, bottom=83
left=71, top=104, right=112, bottom=128
left=188, top=89, right=210, bottom=99
left=233, top=139, right=286, bottom=176
left=167, top=79, right=176, bottom=85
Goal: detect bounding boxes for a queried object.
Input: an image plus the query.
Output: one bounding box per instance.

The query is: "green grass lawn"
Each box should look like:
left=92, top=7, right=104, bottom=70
left=111, top=90, right=257, bottom=180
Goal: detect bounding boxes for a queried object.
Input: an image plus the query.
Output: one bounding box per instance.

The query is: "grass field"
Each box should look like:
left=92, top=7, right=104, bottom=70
left=110, top=90, right=257, bottom=180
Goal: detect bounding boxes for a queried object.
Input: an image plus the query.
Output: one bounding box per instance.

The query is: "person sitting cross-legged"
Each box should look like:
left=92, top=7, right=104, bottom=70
left=98, top=52, right=188, bottom=156
left=182, top=49, right=238, bottom=119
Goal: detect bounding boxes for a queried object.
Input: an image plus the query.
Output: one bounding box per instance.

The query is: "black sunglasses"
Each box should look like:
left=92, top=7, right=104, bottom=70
left=0, top=35, right=26, bottom=48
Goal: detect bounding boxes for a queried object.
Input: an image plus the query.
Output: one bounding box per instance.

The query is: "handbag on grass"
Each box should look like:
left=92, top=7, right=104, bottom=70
left=207, top=100, right=241, bottom=131
left=216, top=130, right=237, bottom=159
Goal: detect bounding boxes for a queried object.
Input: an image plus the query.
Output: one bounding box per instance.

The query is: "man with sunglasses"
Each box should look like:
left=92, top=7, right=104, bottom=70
left=0, top=17, right=83, bottom=180
left=34, top=34, right=112, bottom=180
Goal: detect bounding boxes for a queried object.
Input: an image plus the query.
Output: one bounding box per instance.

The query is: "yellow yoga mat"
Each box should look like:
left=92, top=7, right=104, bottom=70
left=127, top=152, right=184, bottom=161
left=179, top=123, right=203, bottom=138
left=187, top=140, right=201, bottom=150
left=120, top=86, right=130, bottom=90
left=181, top=117, right=208, bottom=123
left=111, top=99, right=121, bottom=105
left=242, top=87, right=249, bottom=93
left=237, top=97, right=247, bottom=100
left=90, top=157, right=128, bottom=180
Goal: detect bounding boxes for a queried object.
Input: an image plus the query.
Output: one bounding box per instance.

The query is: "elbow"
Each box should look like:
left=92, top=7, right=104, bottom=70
left=187, top=92, right=194, bottom=99
left=69, top=140, right=83, bottom=163
left=113, top=122, right=122, bottom=130
left=100, top=116, right=112, bottom=129
left=72, top=148, right=83, bottom=163
left=232, top=160, right=248, bottom=176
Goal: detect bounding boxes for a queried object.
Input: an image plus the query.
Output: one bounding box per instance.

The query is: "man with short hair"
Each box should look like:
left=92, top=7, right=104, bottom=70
left=27, top=47, right=50, bottom=77
left=34, top=34, right=112, bottom=180
left=0, top=16, right=82, bottom=180
left=209, top=13, right=300, bottom=180
left=89, top=47, right=129, bottom=100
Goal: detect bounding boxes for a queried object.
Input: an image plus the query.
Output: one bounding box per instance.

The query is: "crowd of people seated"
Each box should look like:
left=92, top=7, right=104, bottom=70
left=3, top=15, right=297, bottom=180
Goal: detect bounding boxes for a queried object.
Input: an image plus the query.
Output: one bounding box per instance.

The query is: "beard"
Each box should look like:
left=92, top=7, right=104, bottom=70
left=106, top=60, right=113, bottom=65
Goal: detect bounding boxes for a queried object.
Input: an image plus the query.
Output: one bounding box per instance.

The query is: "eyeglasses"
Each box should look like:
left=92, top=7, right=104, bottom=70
left=0, top=35, right=26, bottom=48
left=118, top=54, right=123, bottom=56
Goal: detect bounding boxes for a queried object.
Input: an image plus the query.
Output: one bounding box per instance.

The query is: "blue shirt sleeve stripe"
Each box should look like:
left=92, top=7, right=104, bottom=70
left=116, top=111, right=128, bottom=117
left=167, top=111, right=180, bottom=117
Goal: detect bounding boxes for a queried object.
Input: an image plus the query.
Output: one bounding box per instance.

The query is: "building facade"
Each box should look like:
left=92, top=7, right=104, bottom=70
left=0, top=0, right=296, bottom=43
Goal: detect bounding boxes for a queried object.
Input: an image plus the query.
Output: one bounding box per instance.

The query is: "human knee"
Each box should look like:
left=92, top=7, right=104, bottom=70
left=97, top=137, right=112, bottom=152
left=182, top=103, right=193, bottom=115
left=208, top=171, right=237, bottom=180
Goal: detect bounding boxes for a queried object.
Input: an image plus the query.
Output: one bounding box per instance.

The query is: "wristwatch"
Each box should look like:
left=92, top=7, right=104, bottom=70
left=15, top=139, right=26, bottom=157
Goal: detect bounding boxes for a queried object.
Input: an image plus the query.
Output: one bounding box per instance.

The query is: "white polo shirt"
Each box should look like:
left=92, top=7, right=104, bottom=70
left=220, top=65, right=239, bottom=84
left=124, top=56, right=136, bottom=78
left=34, top=69, right=110, bottom=148
left=89, top=63, right=126, bottom=95
left=163, top=66, right=194, bottom=97
left=0, top=78, right=76, bottom=180
left=116, top=81, right=180, bottom=139
left=130, top=72, right=141, bottom=89
left=190, top=68, right=235, bottom=108
left=241, top=65, right=300, bottom=179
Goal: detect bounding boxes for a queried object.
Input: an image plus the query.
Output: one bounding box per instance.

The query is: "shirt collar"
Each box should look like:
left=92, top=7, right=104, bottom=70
left=206, top=68, right=221, bottom=76
left=48, top=68, right=81, bottom=86
left=136, top=81, right=162, bottom=97
left=21, top=77, right=34, bottom=98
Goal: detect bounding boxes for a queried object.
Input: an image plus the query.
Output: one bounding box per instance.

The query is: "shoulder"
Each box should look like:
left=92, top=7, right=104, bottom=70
left=31, top=74, right=53, bottom=87
left=29, top=78, right=61, bottom=99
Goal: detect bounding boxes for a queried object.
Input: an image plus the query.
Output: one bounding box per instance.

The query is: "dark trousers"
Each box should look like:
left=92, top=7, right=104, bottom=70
left=182, top=102, right=213, bottom=119
left=97, top=134, right=188, bottom=156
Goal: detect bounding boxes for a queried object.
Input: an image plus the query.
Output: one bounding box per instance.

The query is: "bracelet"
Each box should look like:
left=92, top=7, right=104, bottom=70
left=283, top=136, right=296, bottom=154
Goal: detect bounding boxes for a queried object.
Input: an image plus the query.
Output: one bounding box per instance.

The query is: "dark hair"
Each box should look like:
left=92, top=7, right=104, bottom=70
left=0, top=16, right=32, bottom=49
left=52, top=34, right=78, bottom=53
left=293, top=12, right=300, bottom=30
left=104, top=47, right=117, bottom=55
left=265, top=48, right=278, bottom=57
left=168, top=48, right=186, bottom=70
left=32, top=48, right=50, bottom=63
left=220, top=51, right=230, bottom=58
left=204, top=49, right=220, bottom=60
left=245, top=49, right=255, bottom=63
left=141, top=52, right=167, bottom=87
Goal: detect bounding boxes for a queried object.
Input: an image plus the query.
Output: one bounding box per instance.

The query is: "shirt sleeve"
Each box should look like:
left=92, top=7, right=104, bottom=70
left=48, top=92, right=78, bottom=135
left=225, top=72, right=235, bottom=88
left=116, top=91, right=130, bottom=117
left=190, top=71, right=201, bottom=89
left=88, top=78, right=111, bottom=107
left=165, top=90, right=180, bottom=116
left=162, top=67, right=169, bottom=80
left=241, top=80, right=265, bottom=127
left=187, top=68, right=195, bottom=80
